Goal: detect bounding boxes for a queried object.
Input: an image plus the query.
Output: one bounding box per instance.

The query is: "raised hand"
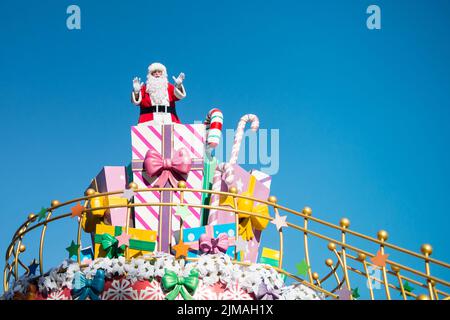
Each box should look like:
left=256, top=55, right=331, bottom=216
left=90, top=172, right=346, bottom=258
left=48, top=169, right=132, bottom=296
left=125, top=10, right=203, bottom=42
left=172, top=72, right=185, bottom=87
left=133, top=77, right=142, bottom=93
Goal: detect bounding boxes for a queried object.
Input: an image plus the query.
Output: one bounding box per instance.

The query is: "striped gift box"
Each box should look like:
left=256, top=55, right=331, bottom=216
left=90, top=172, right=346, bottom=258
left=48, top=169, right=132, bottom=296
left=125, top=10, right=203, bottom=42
left=131, top=123, right=206, bottom=253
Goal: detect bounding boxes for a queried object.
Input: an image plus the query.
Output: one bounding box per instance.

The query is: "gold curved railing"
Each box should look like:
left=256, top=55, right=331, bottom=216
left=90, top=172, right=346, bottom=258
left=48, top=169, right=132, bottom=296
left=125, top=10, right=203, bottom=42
left=3, top=182, right=450, bottom=300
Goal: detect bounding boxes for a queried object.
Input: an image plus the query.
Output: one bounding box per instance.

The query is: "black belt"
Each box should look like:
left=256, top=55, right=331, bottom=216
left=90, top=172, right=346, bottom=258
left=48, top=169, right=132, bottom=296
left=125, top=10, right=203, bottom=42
left=140, top=105, right=178, bottom=116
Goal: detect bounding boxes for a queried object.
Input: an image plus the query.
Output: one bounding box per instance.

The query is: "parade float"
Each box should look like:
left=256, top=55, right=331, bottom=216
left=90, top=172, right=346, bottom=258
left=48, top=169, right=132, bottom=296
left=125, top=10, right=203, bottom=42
left=2, top=63, right=450, bottom=301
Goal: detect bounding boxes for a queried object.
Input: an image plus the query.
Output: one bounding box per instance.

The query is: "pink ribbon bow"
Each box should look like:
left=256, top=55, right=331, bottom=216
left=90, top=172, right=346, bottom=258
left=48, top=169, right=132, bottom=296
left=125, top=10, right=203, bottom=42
left=199, top=233, right=230, bottom=254
left=144, top=148, right=192, bottom=187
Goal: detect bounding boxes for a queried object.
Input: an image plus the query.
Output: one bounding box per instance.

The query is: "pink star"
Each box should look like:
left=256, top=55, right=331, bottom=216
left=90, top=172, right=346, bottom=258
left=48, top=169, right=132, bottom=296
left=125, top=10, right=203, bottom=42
left=270, top=212, right=288, bottom=231
left=116, top=232, right=131, bottom=247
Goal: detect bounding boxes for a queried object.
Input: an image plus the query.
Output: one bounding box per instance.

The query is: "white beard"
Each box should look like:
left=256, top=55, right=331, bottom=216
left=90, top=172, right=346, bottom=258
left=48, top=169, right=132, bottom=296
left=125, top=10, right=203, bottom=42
left=146, top=74, right=170, bottom=106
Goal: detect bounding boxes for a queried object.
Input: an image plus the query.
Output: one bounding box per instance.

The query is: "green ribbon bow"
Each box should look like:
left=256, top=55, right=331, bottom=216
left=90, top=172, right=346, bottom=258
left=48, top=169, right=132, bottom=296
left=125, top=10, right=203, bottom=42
left=98, top=233, right=125, bottom=258
left=162, top=269, right=199, bottom=300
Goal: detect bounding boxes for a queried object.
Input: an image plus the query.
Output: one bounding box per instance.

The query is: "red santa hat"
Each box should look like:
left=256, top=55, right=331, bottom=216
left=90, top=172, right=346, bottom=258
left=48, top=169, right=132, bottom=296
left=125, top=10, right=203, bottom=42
left=148, top=62, right=167, bottom=76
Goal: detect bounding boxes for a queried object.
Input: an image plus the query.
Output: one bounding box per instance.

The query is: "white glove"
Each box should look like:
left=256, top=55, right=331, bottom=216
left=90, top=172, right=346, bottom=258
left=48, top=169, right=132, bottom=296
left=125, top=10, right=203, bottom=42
left=132, top=77, right=142, bottom=93
left=172, top=72, right=185, bottom=88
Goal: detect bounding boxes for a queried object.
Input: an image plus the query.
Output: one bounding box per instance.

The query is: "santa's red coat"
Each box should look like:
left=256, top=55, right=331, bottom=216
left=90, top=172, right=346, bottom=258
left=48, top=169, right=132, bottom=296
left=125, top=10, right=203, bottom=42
left=136, top=83, right=181, bottom=124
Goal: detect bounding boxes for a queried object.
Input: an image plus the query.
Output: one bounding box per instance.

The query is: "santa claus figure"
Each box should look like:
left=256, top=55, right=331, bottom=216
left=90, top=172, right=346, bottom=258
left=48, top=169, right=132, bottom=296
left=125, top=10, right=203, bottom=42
left=131, top=62, right=186, bottom=124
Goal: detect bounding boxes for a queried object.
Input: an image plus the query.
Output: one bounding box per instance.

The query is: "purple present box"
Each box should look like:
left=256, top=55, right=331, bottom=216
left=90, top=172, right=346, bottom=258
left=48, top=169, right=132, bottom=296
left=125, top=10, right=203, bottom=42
left=88, top=166, right=133, bottom=227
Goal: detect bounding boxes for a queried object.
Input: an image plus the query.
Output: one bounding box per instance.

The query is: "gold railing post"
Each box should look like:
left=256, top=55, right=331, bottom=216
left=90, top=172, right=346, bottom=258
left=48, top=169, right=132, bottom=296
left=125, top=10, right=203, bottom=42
left=391, top=265, right=407, bottom=300
left=312, top=272, right=321, bottom=287
left=228, top=186, right=239, bottom=261
left=76, top=199, right=89, bottom=265
left=12, top=214, right=35, bottom=279
left=125, top=182, right=138, bottom=260
left=302, top=206, right=314, bottom=283
left=269, top=196, right=283, bottom=268
left=377, top=230, right=391, bottom=300
left=357, top=253, right=375, bottom=300
left=14, top=243, right=26, bottom=280
left=177, top=181, right=187, bottom=243
left=327, top=242, right=352, bottom=295
left=325, top=258, right=341, bottom=286
left=39, top=201, right=59, bottom=275
left=339, top=218, right=351, bottom=291
left=421, top=244, right=435, bottom=300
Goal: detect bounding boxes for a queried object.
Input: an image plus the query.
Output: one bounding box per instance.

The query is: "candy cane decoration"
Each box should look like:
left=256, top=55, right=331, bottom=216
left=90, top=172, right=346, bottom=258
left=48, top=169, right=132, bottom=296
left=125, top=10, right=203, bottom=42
left=229, top=114, right=259, bottom=165
left=204, top=108, right=223, bottom=148
left=209, top=114, right=260, bottom=222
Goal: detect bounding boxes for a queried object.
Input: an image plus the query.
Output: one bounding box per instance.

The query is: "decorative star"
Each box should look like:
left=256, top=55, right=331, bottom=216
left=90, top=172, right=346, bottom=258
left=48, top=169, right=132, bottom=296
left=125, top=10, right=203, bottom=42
left=336, top=287, right=353, bottom=300
left=352, top=287, right=360, bottom=299
left=66, top=240, right=80, bottom=257
left=37, top=207, right=47, bottom=221
left=211, top=282, right=226, bottom=294
left=403, top=281, right=414, bottom=293
left=295, top=259, right=310, bottom=277
left=235, top=236, right=248, bottom=253
left=270, top=212, right=288, bottom=231
left=172, top=241, right=190, bottom=258
left=28, top=259, right=39, bottom=276
left=116, top=232, right=131, bottom=247
left=122, top=188, right=135, bottom=200
left=370, top=250, right=389, bottom=267
left=71, top=203, right=85, bottom=218
left=236, top=178, right=244, bottom=192
left=175, top=204, right=191, bottom=220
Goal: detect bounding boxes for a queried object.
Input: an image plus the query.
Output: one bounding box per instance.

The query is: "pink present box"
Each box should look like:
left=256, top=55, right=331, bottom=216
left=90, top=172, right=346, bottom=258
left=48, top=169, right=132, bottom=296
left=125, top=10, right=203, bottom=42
left=131, top=123, right=206, bottom=252
left=207, top=164, right=271, bottom=262
left=88, top=166, right=132, bottom=227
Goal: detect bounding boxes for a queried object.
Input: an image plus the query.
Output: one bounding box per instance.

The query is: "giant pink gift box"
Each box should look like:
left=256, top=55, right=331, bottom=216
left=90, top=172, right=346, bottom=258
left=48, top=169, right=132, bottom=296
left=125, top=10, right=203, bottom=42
left=207, top=164, right=272, bottom=262
left=131, top=123, right=206, bottom=252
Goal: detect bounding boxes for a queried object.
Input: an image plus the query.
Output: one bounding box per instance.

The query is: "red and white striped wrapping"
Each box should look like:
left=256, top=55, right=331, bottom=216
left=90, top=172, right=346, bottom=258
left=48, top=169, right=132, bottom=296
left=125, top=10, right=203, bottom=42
left=131, top=124, right=206, bottom=252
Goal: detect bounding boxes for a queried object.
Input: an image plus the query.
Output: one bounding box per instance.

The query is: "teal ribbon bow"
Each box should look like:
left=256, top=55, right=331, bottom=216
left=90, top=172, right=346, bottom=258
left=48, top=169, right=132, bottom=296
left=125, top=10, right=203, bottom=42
left=99, top=233, right=124, bottom=258
left=162, top=269, right=199, bottom=300
left=71, top=269, right=105, bottom=300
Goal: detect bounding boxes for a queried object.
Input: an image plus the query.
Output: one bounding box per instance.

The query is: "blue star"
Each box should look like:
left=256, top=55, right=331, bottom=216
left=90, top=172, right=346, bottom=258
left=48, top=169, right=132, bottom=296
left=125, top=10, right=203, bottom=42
left=28, top=259, right=39, bottom=276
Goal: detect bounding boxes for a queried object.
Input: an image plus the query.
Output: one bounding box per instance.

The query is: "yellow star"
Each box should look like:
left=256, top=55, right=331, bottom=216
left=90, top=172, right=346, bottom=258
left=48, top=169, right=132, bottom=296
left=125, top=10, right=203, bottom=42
left=172, top=241, right=190, bottom=259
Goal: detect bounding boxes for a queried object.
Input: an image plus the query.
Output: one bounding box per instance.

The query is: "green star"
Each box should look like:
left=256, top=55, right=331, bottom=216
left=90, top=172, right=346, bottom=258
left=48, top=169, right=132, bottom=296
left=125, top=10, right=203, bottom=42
left=175, top=204, right=191, bottom=220
left=403, top=281, right=414, bottom=294
left=37, top=207, right=47, bottom=221
left=295, top=259, right=310, bottom=277
left=66, top=240, right=80, bottom=257
left=352, top=287, right=360, bottom=299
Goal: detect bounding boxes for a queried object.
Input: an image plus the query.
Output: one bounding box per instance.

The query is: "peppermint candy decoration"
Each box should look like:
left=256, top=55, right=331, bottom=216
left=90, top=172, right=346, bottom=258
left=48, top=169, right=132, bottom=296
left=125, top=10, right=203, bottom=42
left=204, top=108, right=223, bottom=148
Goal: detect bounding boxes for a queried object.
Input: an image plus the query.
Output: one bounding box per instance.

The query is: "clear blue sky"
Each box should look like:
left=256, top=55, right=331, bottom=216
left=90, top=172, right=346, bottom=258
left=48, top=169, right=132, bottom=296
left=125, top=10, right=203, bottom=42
left=1, top=0, right=449, bottom=298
